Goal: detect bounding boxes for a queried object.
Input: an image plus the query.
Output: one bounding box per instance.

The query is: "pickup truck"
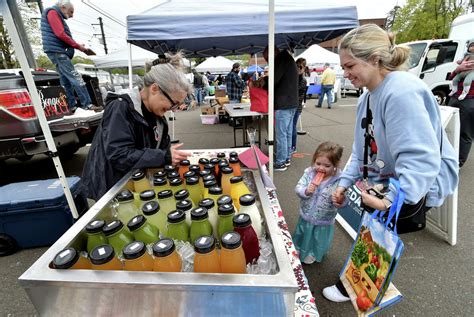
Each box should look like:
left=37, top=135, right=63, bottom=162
left=0, top=69, right=102, bottom=162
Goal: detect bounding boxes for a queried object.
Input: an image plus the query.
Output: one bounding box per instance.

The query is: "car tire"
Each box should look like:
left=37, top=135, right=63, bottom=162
left=0, top=234, right=19, bottom=257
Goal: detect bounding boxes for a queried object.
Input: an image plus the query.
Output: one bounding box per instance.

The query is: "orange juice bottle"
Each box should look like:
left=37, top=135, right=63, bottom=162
left=220, top=231, right=246, bottom=274
left=198, top=158, right=209, bottom=171
left=193, top=235, right=221, bottom=273
left=229, top=157, right=242, bottom=177
left=209, top=158, right=220, bottom=176
left=152, top=238, right=182, bottom=272
left=230, top=176, right=251, bottom=210
left=178, top=160, right=190, bottom=180
left=89, top=244, right=122, bottom=270
left=132, top=170, right=152, bottom=193
left=220, top=166, right=234, bottom=196
left=189, top=165, right=201, bottom=176
left=122, top=241, right=154, bottom=271
left=53, top=247, right=91, bottom=270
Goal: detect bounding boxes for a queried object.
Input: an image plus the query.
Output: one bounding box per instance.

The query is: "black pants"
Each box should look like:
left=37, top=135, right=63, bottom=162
left=448, top=97, right=474, bottom=167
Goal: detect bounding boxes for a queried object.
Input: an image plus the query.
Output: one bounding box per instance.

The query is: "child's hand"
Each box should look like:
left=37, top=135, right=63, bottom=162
left=332, top=186, right=346, bottom=207
left=305, top=183, right=317, bottom=195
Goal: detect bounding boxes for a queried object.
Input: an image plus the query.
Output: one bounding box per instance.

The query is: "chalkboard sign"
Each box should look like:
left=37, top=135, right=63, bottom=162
left=336, top=184, right=365, bottom=239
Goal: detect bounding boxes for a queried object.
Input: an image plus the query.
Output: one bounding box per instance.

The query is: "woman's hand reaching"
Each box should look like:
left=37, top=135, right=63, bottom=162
left=171, top=143, right=191, bottom=166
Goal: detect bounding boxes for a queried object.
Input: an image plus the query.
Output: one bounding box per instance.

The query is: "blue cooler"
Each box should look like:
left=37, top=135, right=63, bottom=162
left=0, top=177, right=87, bottom=256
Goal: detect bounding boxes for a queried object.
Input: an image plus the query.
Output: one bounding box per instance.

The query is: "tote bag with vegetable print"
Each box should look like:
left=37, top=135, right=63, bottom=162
left=340, top=178, right=405, bottom=315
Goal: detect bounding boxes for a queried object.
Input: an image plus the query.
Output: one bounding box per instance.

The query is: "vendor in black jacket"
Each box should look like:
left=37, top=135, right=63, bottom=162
left=82, top=53, right=192, bottom=201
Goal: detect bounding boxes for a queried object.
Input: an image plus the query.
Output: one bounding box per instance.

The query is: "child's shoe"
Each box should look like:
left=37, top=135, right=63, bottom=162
left=448, top=89, right=457, bottom=97
left=458, top=89, right=469, bottom=100
left=302, top=255, right=316, bottom=264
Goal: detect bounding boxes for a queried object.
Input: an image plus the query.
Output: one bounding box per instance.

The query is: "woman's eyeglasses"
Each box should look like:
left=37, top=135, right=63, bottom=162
left=158, top=85, right=181, bottom=110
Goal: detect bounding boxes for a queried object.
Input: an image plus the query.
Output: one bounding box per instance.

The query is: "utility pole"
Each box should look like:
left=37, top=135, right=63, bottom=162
left=92, top=17, right=108, bottom=54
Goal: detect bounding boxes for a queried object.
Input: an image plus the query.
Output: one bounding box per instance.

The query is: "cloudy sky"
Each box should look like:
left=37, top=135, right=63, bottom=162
left=37, top=0, right=405, bottom=57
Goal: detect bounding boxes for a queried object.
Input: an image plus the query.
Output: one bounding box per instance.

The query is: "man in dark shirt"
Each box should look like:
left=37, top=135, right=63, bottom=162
left=263, top=47, right=298, bottom=171
left=226, top=63, right=246, bottom=103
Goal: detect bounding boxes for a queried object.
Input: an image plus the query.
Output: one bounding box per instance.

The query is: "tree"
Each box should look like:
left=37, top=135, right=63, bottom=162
left=36, top=54, right=55, bottom=70
left=0, top=17, right=17, bottom=68
left=391, top=0, right=468, bottom=43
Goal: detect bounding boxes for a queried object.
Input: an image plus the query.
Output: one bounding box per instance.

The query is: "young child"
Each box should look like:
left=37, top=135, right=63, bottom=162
left=293, top=141, right=343, bottom=264
left=449, top=39, right=474, bottom=100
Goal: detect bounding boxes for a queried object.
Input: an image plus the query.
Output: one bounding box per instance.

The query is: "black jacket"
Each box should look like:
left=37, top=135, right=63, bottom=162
left=274, top=50, right=299, bottom=110
left=81, top=93, right=171, bottom=200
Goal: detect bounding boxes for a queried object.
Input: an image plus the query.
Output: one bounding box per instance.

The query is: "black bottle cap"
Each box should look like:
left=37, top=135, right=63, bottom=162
left=89, top=244, right=115, bottom=265
left=180, top=159, right=190, bottom=166
left=167, top=209, right=186, bottom=223
left=239, top=194, right=256, bottom=206
left=217, top=195, right=233, bottom=206
left=139, top=189, right=156, bottom=201
left=230, top=176, right=243, bottom=184
left=169, top=178, right=183, bottom=187
left=176, top=199, right=193, bottom=212
left=164, top=165, right=176, bottom=174
left=202, top=175, right=215, bottom=183
left=189, top=165, right=201, bottom=173
left=174, top=189, right=190, bottom=201
left=103, top=220, right=124, bottom=236
left=152, top=238, right=176, bottom=257
left=158, top=189, right=173, bottom=199
left=122, top=241, right=147, bottom=260
left=208, top=186, right=223, bottom=195
left=153, top=177, right=167, bottom=186
left=199, top=198, right=215, bottom=209
left=199, top=169, right=211, bottom=178
left=204, top=163, right=215, bottom=171
left=217, top=152, right=226, bottom=158
left=193, top=235, right=215, bottom=254
left=86, top=219, right=105, bottom=233
left=53, top=247, right=80, bottom=269
left=229, top=156, right=239, bottom=164
left=127, top=215, right=146, bottom=232
left=186, top=176, right=199, bottom=185
left=221, top=166, right=233, bottom=174
left=191, top=207, right=209, bottom=221
left=167, top=171, right=180, bottom=180
left=183, top=171, right=196, bottom=179
left=220, top=231, right=242, bottom=250
left=116, top=189, right=134, bottom=202
left=229, top=151, right=238, bottom=158
left=218, top=204, right=234, bottom=216
left=233, top=213, right=252, bottom=227
left=204, top=180, right=217, bottom=189
left=131, top=170, right=145, bottom=181
left=153, top=170, right=167, bottom=178
left=218, top=160, right=229, bottom=168
left=209, top=158, right=220, bottom=165
left=198, top=158, right=209, bottom=165
left=142, top=200, right=160, bottom=216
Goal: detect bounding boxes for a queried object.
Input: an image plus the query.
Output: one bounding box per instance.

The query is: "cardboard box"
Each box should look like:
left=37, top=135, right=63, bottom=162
left=200, top=106, right=216, bottom=115
left=200, top=114, right=219, bottom=125
left=215, top=89, right=226, bottom=97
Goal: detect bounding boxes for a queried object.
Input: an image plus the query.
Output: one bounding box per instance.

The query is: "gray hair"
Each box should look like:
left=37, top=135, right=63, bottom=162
left=339, top=24, right=411, bottom=71
left=143, top=52, right=192, bottom=95
left=55, top=0, right=72, bottom=7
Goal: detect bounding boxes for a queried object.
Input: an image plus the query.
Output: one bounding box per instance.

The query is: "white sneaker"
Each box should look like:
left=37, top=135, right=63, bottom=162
left=322, top=285, right=351, bottom=303
left=448, top=89, right=457, bottom=97
left=458, top=90, right=468, bottom=100
left=303, top=255, right=315, bottom=264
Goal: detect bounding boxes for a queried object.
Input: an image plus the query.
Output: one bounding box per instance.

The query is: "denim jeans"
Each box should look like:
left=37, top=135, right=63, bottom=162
left=47, top=53, right=91, bottom=109
left=318, top=84, right=334, bottom=108
left=275, top=108, right=296, bottom=165
left=195, top=88, right=203, bottom=104
left=291, top=110, right=301, bottom=150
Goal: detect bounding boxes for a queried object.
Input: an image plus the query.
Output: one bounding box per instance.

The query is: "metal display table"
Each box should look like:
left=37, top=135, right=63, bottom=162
left=224, top=103, right=266, bottom=147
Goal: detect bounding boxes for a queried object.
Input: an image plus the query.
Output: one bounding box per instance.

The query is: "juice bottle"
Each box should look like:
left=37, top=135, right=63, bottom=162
left=186, top=176, right=203, bottom=206
left=204, top=163, right=217, bottom=178
left=141, top=200, right=164, bottom=234
left=198, top=170, right=211, bottom=194
left=198, top=199, right=218, bottom=238
left=183, top=171, right=196, bottom=181
left=178, top=160, right=191, bottom=180
left=122, top=241, right=154, bottom=271
left=220, top=166, right=234, bottom=196
left=153, top=170, right=167, bottom=179
left=217, top=152, right=226, bottom=160
left=127, top=215, right=159, bottom=245
left=164, top=164, right=177, bottom=176
left=239, top=194, right=263, bottom=238
left=209, top=158, right=220, bottom=176
left=153, top=177, right=168, bottom=194
left=203, top=179, right=217, bottom=198
left=233, top=213, right=260, bottom=264
left=217, top=160, right=229, bottom=186
left=169, top=178, right=185, bottom=195
left=157, top=189, right=177, bottom=219
left=206, top=186, right=223, bottom=205
left=166, top=209, right=189, bottom=242
left=189, top=165, right=201, bottom=175
left=193, top=235, right=221, bottom=273
left=53, top=247, right=91, bottom=270
left=176, top=199, right=193, bottom=226
left=229, top=157, right=242, bottom=177
left=139, top=189, right=158, bottom=212
left=175, top=189, right=196, bottom=208
left=89, top=244, right=122, bottom=270
left=217, top=204, right=235, bottom=238
left=229, top=151, right=239, bottom=159
left=103, top=220, right=134, bottom=256
left=85, top=219, right=107, bottom=253
left=190, top=207, right=213, bottom=243
left=115, top=189, right=139, bottom=224
left=230, top=176, right=251, bottom=211
left=217, top=195, right=233, bottom=207
left=220, top=231, right=246, bottom=274
left=198, top=158, right=209, bottom=171
left=167, top=170, right=180, bottom=181
left=153, top=238, right=182, bottom=272
left=132, top=170, right=152, bottom=194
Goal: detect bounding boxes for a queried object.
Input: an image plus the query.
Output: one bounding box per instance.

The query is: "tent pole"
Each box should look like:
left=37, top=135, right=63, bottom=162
left=268, top=0, right=275, bottom=180
left=128, top=42, right=133, bottom=89
left=0, top=1, right=79, bottom=218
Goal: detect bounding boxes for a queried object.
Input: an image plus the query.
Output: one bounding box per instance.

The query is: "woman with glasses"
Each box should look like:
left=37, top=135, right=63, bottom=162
left=81, top=52, right=192, bottom=201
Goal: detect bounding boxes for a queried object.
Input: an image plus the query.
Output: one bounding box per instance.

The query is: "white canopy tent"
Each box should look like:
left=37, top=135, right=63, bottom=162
left=295, top=44, right=341, bottom=66
left=91, top=45, right=158, bottom=69
left=195, top=56, right=235, bottom=74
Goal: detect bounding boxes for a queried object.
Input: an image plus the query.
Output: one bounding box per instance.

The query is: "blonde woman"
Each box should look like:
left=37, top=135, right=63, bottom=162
left=323, top=24, right=458, bottom=302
